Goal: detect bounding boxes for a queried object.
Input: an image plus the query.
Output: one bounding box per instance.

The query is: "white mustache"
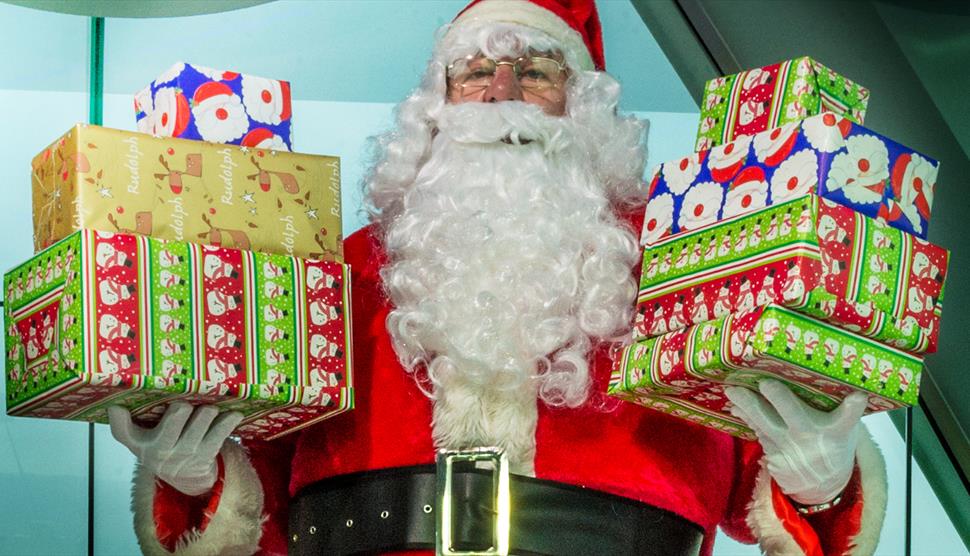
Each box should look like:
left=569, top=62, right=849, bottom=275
left=434, top=101, right=570, bottom=152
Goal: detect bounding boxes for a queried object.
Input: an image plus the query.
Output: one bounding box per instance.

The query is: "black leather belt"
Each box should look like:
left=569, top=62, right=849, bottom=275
left=289, top=464, right=703, bottom=556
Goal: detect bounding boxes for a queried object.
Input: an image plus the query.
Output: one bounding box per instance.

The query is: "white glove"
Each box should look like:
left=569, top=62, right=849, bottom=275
left=108, top=402, right=244, bottom=496
left=724, top=380, right=868, bottom=505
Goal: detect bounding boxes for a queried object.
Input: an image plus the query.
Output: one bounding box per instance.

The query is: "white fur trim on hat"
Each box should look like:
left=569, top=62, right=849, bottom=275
left=132, top=441, right=265, bottom=556
left=451, top=0, right=595, bottom=71
left=745, top=427, right=887, bottom=556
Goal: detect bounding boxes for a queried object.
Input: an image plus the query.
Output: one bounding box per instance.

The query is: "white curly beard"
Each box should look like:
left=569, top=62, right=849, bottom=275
left=380, top=101, right=640, bottom=473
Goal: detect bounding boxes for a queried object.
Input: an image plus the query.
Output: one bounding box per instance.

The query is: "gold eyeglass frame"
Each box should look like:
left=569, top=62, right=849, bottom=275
left=446, top=53, right=569, bottom=98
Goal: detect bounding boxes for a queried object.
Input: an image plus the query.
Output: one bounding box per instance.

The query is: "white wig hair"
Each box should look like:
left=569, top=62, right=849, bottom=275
left=361, top=22, right=648, bottom=461
left=365, top=21, right=648, bottom=229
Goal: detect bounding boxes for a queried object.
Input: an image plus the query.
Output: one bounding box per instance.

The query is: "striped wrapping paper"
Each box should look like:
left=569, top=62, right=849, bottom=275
left=696, top=56, right=869, bottom=151
left=636, top=195, right=948, bottom=354
left=4, top=229, right=353, bottom=440
left=611, top=304, right=921, bottom=440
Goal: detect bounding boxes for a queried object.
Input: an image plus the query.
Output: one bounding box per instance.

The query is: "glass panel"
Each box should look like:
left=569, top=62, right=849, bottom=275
left=911, top=403, right=968, bottom=555
left=92, top=426, right=138, bottom=554
left=865, top=411, right=909, bottom=554
left=0, top=3, right=90, bottom=554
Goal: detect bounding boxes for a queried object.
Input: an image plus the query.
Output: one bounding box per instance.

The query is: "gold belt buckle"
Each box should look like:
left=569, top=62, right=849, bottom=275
left=435, top=447, right=510, bottom=556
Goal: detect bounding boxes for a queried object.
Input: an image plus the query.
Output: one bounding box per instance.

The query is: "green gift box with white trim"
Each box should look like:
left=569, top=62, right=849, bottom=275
left=610, top=304, right=919, bottom=439
left=636, top=195, right=948, bottom=355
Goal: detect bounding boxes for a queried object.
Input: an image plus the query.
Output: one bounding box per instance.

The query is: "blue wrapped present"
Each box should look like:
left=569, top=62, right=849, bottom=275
left=134, top=62, right=293, bottom=150
left=642, top=113, right=938, bottom=242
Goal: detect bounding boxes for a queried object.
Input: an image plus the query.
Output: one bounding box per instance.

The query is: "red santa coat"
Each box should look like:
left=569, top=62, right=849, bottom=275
left=135, top=224, right=887, bottom=556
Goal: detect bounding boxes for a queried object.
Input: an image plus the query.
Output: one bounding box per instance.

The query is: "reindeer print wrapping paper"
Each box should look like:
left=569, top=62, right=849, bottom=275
left=610, top=304, right=921, bottom=440
left=648, top=113, right=938, bottom=239
left=695, top=56, right=869, bottom=151
left=31, top=124, right=342, bottom=260
left=636, top=195, right=948, bottom=355
left=3, top=229, right=353, bottom=440
left=135, top=62, right=293, bottom=150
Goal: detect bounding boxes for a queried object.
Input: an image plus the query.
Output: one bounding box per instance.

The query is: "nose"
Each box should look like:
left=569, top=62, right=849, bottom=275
left=483, top=64, right=523, bottom=103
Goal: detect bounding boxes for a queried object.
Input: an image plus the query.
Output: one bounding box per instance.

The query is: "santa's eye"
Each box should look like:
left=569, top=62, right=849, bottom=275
left=521, top=69, right=548, bottom=81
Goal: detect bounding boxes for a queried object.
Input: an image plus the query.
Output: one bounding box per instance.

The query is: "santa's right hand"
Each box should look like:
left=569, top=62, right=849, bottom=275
left=108, top=402, right=244, bottom=496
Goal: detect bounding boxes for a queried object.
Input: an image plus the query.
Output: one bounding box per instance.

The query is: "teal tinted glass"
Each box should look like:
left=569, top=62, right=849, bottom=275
left=0, top=3, right=90, bottom=553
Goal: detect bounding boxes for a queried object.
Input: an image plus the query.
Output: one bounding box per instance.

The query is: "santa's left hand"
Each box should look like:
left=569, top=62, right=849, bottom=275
left=725, top=380, right=868, bottom=505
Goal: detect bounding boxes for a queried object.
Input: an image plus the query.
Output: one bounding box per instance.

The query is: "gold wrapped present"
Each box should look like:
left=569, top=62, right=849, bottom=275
left=31, top=124, right=342, bottom=260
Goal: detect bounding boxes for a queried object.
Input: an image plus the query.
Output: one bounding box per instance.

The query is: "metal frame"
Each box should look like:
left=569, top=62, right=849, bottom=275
left=87, top=16, right=104, bottom=556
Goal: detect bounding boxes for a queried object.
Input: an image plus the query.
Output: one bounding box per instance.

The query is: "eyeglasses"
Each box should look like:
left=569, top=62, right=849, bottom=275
left=446, top=53, right=567, bottom=97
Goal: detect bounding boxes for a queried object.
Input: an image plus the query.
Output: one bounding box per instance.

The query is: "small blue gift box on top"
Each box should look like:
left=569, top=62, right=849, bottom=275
left=134, top=62, right=293, bottom=151
left=642, top=113, right=939, bottom=243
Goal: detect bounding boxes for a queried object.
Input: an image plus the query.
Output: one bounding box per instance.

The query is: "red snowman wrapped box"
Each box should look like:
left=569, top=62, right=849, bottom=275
left=135, top=62, right=293, bottom=150
left=611, top=304, right=920, bottom=440
left=696, top=56, right=869, bottom=151
left=636, top=195, right=948, bottom=355
left=647, top=113, right=938, bottom=239
left=4, top=229, right=353, bottom=440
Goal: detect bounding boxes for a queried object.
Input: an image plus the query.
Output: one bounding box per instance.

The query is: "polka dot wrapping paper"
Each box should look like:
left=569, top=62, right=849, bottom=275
left=3, top=229, right=353, bottom=440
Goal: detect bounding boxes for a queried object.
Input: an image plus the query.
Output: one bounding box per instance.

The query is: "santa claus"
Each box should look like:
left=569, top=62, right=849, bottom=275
left=108, top=1, right=886, bottom=555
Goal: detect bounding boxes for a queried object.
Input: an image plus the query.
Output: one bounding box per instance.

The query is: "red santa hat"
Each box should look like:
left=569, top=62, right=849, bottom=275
left=731, top=166, right=767, bottom=190
left=451, top=0, right=605, bottom=71
left=241, top=127, right=275, bottom=148
left=193, top=81, right=234, bottom=107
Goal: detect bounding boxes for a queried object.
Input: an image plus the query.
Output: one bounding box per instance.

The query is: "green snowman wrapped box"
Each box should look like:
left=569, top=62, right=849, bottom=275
left=610, top=304, right=919, bottom=439
left=4, top=229, right=353, bottom=440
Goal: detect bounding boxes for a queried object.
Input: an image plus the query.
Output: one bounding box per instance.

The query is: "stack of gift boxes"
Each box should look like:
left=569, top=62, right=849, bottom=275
left=4, top=62, right=353, bottom=440
left=608, top=56, right=949, bottom=439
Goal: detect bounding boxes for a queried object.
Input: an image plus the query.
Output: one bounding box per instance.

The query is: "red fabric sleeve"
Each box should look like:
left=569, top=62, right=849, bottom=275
left=802, top=465, right=866, bottom=556
left=246, top=435, right=298, bottom=555
left=153, top=456, right=226, bottom=552
left=718, top=437, right=763, bottom=545
left=769, top=479, right=825, bottom=556
left=718, top=448, right=867, bottom=556
left=150, top=435, right=297, bottom=554
left=617, top=203, right=645, bottom=247
left=763, top=466, right=866, bottom=556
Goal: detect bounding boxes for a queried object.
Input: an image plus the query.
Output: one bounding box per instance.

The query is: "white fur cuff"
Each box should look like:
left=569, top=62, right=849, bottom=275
left=746, top=428, right=888, bottom=555
left=132, top=441, right=265, bottom=556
